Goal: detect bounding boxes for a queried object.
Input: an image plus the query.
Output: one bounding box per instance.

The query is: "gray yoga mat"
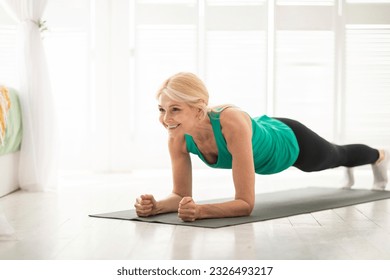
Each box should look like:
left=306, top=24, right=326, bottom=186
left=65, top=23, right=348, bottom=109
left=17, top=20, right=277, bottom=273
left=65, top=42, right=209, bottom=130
left=89, top=187, right=390, bottom=228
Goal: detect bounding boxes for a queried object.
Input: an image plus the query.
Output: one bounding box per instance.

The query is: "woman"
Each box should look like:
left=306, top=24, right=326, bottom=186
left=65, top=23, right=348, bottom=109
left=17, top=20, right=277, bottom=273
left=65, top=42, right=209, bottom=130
left=134, top=72, right=388, bottom=222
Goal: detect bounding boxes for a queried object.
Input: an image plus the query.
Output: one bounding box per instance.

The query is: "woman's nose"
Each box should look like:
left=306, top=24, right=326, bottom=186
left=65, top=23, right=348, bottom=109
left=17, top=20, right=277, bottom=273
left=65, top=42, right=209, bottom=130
left=163, top=112, right=171, bottom=123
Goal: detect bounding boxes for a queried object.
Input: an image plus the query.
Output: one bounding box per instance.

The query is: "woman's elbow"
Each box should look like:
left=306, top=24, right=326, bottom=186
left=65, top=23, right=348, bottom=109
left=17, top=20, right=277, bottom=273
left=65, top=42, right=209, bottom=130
left=241, top=200, right=254, bottom=216
left=247, top=204, right=254, bottom=216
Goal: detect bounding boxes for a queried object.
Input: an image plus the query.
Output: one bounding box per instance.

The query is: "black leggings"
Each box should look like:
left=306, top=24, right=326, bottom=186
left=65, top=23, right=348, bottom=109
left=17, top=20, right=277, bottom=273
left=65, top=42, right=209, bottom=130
left=275, top=118, right=379, bottom=172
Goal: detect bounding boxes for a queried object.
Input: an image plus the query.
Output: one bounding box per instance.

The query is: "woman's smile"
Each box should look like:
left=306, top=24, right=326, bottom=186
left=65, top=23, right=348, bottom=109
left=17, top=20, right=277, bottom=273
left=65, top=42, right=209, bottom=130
left=167, top=123, right=180, bottom=130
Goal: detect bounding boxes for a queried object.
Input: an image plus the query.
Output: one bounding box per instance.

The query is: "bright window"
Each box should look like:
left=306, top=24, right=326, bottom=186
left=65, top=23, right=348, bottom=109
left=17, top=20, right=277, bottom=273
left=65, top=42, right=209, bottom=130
left=1, top=0, right=389, bottom=172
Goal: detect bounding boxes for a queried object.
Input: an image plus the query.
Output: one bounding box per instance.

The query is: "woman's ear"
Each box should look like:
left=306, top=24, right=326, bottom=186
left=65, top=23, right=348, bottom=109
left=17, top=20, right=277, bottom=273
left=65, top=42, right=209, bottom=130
left=195, top=109, right=201, bottom=120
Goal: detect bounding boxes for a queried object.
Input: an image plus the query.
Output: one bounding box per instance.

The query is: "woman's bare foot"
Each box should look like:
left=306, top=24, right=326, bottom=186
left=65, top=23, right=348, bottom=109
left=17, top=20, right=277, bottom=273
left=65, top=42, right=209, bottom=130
left=341, top=168, right=355, bottom=189
left=372, top=150, right=388, bottom=190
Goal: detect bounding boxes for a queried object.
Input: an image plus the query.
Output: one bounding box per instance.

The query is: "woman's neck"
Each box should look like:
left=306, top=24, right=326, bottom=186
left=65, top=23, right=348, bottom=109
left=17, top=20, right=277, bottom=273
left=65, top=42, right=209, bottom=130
left=190, top=115, right=214, bottom=144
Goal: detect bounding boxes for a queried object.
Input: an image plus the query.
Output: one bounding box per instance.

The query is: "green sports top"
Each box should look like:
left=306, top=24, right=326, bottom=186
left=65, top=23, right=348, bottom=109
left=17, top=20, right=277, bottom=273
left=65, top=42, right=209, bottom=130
left=184, top=109, right=300, bottom=175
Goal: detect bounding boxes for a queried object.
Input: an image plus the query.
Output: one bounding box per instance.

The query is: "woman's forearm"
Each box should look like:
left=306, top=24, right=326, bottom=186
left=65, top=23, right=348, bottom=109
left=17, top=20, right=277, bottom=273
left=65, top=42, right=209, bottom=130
left=155, top=192, right=183, bottom=214
left=197, top=199, right=253, bottom=219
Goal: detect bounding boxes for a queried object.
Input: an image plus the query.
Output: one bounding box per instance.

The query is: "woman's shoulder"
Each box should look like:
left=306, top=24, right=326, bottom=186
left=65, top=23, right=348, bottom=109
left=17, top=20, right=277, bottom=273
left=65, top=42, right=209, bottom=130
left=217, top=106, right=252, bottom=134
left=209, top=105, right=244, bottom=118
left=215, top=105, right=249, bottom=119
left=209, top=104, right=238, bottom=114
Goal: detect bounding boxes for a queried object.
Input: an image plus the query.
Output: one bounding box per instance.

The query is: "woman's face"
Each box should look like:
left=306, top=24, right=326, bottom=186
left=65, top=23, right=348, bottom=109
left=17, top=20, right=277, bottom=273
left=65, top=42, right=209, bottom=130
left=158, top=92, right=199, bottom=135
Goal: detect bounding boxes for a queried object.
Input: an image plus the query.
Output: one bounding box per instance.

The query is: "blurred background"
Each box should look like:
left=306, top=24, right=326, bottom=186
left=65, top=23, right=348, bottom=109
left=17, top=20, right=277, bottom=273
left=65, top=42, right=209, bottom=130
left=1, top=0, right=389, bottom=174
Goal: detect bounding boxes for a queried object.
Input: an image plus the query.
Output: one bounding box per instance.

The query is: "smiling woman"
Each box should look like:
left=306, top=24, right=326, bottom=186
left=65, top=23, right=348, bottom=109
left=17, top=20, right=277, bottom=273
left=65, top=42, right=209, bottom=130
left=158, top=94, right=199, bottom=133
left=134, top=72, right=388, bottom=222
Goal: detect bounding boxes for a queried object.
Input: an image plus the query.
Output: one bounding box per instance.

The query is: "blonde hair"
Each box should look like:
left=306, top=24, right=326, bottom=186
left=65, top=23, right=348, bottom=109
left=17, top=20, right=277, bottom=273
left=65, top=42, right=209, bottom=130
left=156, top=72, right=210, bottom=119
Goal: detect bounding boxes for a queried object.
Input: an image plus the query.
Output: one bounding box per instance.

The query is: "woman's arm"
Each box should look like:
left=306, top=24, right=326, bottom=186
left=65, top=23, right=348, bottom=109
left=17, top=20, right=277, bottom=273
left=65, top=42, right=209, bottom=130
left=135, top=193, right=182, bottom=217
left=135, top=135, right=192, bottom=216
left=178, top=109, right=255, bottom=221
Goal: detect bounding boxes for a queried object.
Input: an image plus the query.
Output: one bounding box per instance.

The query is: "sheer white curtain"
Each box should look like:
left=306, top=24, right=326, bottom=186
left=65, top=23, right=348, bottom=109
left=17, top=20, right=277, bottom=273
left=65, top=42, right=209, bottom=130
left=1, top=0, right=57, bottom=191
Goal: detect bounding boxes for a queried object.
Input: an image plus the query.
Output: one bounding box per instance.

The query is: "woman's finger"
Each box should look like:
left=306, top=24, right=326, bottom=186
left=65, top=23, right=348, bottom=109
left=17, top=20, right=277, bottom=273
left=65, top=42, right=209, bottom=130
left=179, top=197, right=193, bottom=207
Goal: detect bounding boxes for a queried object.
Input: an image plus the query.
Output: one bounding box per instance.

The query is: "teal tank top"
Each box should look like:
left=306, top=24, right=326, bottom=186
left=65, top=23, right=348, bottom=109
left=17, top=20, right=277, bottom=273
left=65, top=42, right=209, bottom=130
left=184, top=110, right=300, bottom=175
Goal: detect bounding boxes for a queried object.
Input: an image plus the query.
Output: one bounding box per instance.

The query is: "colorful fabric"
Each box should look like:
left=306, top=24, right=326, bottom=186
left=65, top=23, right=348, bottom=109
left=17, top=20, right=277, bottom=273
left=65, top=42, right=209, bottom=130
left=0, top=87, right=22, bottom=155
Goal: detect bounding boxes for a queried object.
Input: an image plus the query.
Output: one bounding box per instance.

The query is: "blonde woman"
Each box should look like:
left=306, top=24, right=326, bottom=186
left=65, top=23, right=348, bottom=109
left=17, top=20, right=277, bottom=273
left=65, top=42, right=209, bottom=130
left=134, top=72, right=388, bottom=222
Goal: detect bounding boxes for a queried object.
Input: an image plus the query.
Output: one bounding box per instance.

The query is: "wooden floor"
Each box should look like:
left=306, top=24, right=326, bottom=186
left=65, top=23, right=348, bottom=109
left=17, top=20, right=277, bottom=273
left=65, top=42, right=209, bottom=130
left=1, top=169, right=390, bottom=260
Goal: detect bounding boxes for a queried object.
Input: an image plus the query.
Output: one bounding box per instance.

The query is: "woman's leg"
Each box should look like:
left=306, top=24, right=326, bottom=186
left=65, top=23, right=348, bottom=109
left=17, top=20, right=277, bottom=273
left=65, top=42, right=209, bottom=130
left=275, top=117, right=388, bottom=189
left=274, top=117, right=379, bottom=172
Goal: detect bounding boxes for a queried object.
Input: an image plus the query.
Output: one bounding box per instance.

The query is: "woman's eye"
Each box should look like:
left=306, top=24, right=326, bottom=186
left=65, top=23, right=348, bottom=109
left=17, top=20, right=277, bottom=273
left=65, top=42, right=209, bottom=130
left=158, top=108, right=165, bottom=113
left=172, top=107, right=180, bottom=112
